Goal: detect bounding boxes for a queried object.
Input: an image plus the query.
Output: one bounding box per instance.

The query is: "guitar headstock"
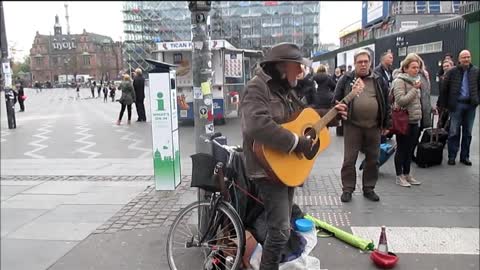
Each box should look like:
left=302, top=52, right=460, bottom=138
left=343, top=77, right=365, bottom=104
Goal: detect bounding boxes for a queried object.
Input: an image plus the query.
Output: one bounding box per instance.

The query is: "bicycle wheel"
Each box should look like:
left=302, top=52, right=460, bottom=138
left=167, top=200, right=245, bottom=270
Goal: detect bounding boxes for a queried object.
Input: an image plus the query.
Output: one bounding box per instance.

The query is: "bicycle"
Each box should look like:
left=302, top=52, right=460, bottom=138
left=167, top=133, right=246, bottom=270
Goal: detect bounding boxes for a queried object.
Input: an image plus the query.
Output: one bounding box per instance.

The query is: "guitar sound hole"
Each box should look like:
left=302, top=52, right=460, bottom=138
left=303, top=128, right=320, bottom=160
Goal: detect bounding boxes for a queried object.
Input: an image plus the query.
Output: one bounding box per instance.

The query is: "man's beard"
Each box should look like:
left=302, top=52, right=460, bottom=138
left=288, top=79, right=298, bottom=88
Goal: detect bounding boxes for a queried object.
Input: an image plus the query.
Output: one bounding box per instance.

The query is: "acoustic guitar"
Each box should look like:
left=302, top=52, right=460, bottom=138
left=253, top=78, right=364, bottom=187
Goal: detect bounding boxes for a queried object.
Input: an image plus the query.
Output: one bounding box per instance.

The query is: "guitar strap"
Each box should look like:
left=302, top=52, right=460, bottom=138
left=288, top=89, right=307, bottom=110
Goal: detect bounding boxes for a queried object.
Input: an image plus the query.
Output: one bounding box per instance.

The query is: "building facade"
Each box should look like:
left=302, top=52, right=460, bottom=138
left=340, top=1, right=462, bottom=48
left=30, top=15, right=123, bottom=84
left=459, top=1, right=480, bottom=67
left=122, top=1, right=320, bottom=70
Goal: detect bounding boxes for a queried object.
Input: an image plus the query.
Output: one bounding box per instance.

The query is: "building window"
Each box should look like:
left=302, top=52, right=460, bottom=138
left=452, top=1, right=460, bottom=13
left=428, top=1, right=441, bottom=13
left=415, top=1, right=427, bottom=14
left=83, top=55, right=90, bottom=65
left=398, top=47, right=407, bottom=57
left=173, top=53, right=182, bottom=64
left=35, top=57, right=42, bottom=66
left=406, top=41, right=443, bottom=55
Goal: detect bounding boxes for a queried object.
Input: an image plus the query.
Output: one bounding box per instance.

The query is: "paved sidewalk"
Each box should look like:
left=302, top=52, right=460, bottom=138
left=1, top=89, right=478, bottom=269
left=0, top=178, right=151, bottom=270
left=47, top=123, right=479, bottom=270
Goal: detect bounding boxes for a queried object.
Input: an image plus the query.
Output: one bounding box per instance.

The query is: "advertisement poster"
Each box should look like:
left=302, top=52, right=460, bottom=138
left=224, top=53, right=243, bottom=78
left=174, top=53, right=193, bottom=87
left=149, top=72, right=181, bottom=190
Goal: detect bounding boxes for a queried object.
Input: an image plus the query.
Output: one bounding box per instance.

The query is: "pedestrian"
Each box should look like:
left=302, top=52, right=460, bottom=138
left=293, top=65, right=316, bottom=102
left=438, top=49, right=479, bottom=166
left=91, top=81, right=96, bottom=98
left=117, top=74, right=136, bottom=125
left=333, top=67, right=342, bottom=84
left=439, top=59, right=454, bottom=91
left=436, top=53, right=454, bottom=83
left=109, top=81, right=116, bottom=102
left=437, top=60, right=454, bottom=129
left=374, top=51, right=394, bottom=90
left=241, top=42, right=348, bottom=269
left=34, top=81, right=41, bottom=93
left=16, top=81, right=26, bottom=112
left=410, top=54, right=436, bottom=161
left=103, top=83, right=108, bottom=103
left=333, top=49, right=390, bottom=203
left=76, top=82, right=80, bottom=99
left=391, top=53, right=426, bottom=187
left=308, top=64, right=337, bottom=120
left=97, top=80, right=103, bottom=98
left=133, top=68, right=147, bottom=122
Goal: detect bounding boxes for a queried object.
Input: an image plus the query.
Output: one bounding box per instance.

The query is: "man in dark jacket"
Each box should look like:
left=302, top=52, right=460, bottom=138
left=133, top=68, right=146, bottom=122
left=373, top=51, right=394, bottom=89
left=241, top=43, right=347, bottom=269
left=438, top=50, right=479, bottom=166
left=333, top=49, right=390, bottom=203
left=15, top=79, right=25, bottom=112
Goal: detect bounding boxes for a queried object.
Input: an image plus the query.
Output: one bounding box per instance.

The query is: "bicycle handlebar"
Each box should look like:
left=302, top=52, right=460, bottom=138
left=200, top=132, right=239, bottom=155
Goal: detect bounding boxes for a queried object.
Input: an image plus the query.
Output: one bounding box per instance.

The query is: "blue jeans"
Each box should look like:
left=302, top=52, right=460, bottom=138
left=448, top=102, right=477, bottom=160
left=255, top=179, right=294, bottom=270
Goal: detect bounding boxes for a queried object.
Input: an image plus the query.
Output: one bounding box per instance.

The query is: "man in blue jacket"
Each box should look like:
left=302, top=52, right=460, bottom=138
left=438, top=50, right=479, bottom=166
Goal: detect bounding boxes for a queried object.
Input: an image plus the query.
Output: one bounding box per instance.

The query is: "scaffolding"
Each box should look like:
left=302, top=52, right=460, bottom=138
left=123, top=1, right=320, bottom=72
left=123, top=1, right=190, bottom=72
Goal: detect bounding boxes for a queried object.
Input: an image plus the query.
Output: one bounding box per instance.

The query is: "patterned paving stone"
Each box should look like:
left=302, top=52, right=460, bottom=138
left=0, top=175, right=155, bottom=182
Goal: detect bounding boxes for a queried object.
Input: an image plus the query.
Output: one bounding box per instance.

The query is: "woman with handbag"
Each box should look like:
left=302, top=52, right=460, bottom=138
left=391, top=53, right=425, bottom=187
left=116, top=74, right=136, bottom=125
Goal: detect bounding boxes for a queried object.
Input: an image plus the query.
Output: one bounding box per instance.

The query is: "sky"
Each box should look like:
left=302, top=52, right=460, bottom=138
left=3, top=1, right=362, bottom=62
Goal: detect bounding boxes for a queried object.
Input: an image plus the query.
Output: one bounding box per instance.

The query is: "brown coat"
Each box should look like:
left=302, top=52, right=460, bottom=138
left=240, top=67, right=304, bottom=179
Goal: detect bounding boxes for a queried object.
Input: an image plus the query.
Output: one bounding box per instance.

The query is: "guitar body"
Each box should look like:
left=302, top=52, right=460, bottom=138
left=253, top=108, right=331, bottom=187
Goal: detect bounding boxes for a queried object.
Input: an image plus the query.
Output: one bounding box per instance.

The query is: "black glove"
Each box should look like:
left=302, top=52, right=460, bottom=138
left=293, top=136, right=313, bottom=155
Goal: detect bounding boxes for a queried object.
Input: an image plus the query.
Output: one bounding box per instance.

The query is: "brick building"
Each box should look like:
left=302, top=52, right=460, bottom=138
left=30, top=15, right=123, bottom=84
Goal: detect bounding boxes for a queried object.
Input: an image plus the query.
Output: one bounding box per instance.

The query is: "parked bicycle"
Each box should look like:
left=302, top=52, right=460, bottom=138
left=167, top=133, right=246, bottom=270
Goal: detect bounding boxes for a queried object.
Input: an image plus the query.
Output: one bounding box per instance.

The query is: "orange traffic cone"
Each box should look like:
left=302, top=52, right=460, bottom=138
left=370, top=226, right=399, bottom=269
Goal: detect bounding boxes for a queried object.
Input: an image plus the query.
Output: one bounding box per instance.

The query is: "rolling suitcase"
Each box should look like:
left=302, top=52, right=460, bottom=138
left=420, top=128, right=448, bottom=147
left=416, top=126, right=443, bottom=168
left=420, top=111, right=449, bottom=147
left=359, top=141, right=396, bottom=170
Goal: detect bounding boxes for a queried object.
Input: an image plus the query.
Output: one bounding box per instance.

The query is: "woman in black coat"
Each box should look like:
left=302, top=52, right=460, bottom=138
left=307, top=65, right=339, bottom=127
left=308, top=65, right=336, bottom=109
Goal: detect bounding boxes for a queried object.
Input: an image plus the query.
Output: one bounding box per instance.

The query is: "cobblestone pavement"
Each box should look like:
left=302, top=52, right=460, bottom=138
left=94, top=166, right=480, bottom=233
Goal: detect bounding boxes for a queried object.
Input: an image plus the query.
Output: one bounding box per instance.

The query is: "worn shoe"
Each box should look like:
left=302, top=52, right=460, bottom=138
left=363, top=191, right=380, bottom=201
left=460, top=159, right=472, bottom=166
left=448, top=159, right=456, bottom=165
left=127, top=120, right=131, bottom=125
left=116, top=120, right=121, bottom=125
left=341, top=191, right=352, bottom=203
left=396, top=175, right=411, bottom=187
left=405, top=174, right=421, bottom=185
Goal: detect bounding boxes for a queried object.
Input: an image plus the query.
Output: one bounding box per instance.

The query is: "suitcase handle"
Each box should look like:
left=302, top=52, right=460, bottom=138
left=429, top=112, right=440, bottom=144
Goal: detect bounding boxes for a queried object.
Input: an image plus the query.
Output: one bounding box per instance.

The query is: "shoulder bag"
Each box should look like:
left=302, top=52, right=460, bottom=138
left=389, top=80, right=409, bottom=135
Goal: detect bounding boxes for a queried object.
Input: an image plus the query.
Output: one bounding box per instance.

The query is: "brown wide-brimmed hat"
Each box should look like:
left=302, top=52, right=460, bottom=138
left=261, top=43, right=312, bottom=67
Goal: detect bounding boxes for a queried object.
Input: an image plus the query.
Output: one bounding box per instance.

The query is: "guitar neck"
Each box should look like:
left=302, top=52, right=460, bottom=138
left=313, top=108, right=338, bottom=132
left=312, top=89, right=358, bottom=133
